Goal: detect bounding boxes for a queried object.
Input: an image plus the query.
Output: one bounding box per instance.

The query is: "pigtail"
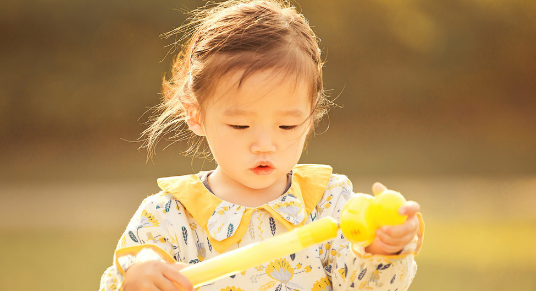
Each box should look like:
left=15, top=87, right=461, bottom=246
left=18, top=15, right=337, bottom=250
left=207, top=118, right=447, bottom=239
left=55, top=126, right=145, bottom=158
left=139, top=38, right=199, bottom=160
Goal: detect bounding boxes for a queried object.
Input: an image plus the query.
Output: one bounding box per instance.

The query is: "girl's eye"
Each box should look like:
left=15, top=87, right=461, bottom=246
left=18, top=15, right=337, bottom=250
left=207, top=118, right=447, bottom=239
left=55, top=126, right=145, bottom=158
left=229, top=125, right=249, bottom=130
left=279, top=125, right=298, bottom=130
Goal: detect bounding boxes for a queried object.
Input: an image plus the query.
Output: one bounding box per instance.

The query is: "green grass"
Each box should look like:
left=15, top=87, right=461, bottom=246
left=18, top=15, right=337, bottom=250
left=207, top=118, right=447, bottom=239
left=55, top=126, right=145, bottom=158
left=0, top=228, right=120, bottom=291
left=412, top=221, right=536, bottom=290
left=1, top=221, right=535, bottom=291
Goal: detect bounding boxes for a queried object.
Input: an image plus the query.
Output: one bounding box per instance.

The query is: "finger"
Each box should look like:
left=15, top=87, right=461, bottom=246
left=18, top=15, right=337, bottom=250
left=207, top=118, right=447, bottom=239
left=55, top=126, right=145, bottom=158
left=377, top=228, right=416, bottom=248
left=376, top=239, right=404, bottom=254
left=380, top=216, right=419, bottom=238
left=124, top=280, right=159, bottom=291
left=398, top=201, right=420, bottom=216
left=167, top=262, right=188, bottom=272
left=163, top=265, right=194, bottom=291
left=154, top=274, right=182, bottom=291
left=372, top=182, right=388, bottom=196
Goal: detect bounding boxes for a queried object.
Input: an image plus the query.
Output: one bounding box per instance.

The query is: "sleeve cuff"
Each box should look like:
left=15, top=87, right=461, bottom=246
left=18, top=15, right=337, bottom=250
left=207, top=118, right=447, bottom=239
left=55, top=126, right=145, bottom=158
left=113, top=244, right=177, bottom=290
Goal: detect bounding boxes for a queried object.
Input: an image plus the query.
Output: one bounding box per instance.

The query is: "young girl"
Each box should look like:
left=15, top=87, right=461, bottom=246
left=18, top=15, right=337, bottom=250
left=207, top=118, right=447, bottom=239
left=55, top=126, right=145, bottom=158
left=100, top=1, right=424, bottom=290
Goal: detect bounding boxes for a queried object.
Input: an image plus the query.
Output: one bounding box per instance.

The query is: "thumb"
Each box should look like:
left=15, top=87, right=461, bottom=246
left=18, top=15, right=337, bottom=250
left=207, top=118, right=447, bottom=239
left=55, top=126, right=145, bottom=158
left=167, top=262, right=189, bottom=272
left=399, top=201, right=420, bottom=217
left=372, top=182, right=388, bottom=196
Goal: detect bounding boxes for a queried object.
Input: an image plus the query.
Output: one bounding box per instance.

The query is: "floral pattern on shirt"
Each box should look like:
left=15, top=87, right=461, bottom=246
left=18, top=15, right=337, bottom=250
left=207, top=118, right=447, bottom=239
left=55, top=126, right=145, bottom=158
left=208, top=202, right=245, bottom=241
left=267, top=193, right=305, bottom=225
left=99, top=164, right=423, bottom=291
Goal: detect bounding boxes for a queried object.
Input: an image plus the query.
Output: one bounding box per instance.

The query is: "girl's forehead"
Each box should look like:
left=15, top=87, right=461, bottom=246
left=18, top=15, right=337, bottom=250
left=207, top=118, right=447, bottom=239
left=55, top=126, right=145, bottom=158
left=209, top=69, right=312, bottom=108
left=216, top=69, right=297, bottom=92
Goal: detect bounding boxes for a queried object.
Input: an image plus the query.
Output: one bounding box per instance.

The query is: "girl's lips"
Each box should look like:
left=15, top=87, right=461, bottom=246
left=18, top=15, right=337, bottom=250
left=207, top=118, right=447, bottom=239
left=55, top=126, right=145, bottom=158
left=251, top=166, right=274, bottom=175
left=251, top=162, right=274, bottom=175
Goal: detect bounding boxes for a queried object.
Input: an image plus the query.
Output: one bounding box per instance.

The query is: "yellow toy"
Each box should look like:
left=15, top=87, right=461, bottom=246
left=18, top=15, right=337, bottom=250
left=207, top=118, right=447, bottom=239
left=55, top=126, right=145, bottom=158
left=180, top=189, right=407, bottom=287
left=340, top=190, right=407, bottom=247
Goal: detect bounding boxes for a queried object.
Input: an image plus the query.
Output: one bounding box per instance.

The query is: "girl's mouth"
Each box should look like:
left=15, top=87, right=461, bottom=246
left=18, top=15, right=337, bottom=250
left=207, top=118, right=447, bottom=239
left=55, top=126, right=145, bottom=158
left=251, top=163, right=274, bottom=175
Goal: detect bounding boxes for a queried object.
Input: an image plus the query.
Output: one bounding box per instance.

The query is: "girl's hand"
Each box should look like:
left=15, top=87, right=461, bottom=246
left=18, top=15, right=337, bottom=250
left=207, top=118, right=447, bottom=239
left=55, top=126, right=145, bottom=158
left=364, top=182, right=421, bottom=256
left=124, top=260, right=194, bottom=291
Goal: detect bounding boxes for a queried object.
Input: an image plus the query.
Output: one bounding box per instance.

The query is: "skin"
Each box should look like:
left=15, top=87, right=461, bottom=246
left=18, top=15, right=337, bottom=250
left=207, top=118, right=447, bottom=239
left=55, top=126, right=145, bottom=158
left=125, top=69, right=421, bottom=290
left=365, top=182, right=421, bottom=255
left=187, top=69, right=313, bottom=207
left=124, top=261, right=193, bottom=291
left=190, top=70, right=421, bottom=254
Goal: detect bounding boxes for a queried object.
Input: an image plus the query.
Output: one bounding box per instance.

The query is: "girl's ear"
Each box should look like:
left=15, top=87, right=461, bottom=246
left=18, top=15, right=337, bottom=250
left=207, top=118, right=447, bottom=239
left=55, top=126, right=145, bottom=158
left=184, top=105, right=206, bottom=136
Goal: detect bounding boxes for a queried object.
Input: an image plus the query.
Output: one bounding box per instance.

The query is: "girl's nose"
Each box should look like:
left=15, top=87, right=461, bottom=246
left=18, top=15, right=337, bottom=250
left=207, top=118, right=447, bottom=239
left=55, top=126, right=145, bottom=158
left=251, top=131, right=276, bottom=154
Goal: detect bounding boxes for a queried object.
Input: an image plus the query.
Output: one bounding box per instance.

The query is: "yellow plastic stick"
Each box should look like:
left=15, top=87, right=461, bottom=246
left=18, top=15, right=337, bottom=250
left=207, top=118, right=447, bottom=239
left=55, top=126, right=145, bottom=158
left=180, top=217, right=339, bottom=288
left=180, top=189, right=408, bottom=288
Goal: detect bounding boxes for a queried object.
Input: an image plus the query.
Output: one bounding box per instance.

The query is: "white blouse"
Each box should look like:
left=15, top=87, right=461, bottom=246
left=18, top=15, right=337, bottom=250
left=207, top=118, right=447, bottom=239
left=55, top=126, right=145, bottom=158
left=100, top=164, right=424, bottom=291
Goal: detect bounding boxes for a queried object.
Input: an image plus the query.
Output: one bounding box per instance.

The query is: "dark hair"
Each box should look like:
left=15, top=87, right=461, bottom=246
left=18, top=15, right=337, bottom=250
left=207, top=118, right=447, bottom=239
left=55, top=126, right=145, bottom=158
left=142, top=0, right=331, bottom=158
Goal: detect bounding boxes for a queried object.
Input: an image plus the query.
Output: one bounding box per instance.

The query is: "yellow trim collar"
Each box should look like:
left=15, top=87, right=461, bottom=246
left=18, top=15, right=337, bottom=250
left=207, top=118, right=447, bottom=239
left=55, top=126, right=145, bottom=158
left=156, top=164, right=333, bottom=253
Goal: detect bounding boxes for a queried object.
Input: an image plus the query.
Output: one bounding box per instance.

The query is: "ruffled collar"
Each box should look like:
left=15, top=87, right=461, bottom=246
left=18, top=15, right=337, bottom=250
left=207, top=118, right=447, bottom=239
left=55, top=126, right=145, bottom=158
left=156, top=164, right=332, bottom=253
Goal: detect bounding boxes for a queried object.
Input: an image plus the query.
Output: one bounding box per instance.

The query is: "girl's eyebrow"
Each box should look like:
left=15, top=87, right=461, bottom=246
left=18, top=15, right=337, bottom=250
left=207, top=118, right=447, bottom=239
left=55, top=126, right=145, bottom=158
left=223, top=108, right=251, bottom=116
left=223, top=108, right=306, bottom=117
left=278, top=109, right=307, bottom=117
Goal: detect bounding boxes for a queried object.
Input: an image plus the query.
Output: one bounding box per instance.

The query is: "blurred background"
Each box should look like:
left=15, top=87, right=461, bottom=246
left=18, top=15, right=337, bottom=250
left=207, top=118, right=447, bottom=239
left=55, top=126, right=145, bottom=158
left=1, top=0, right=535, bottom=290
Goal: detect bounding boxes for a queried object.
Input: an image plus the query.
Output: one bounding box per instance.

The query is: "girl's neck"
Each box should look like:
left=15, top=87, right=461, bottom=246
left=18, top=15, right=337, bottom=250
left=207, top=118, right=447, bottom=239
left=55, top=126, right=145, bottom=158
left=207, top=167, right=289, bottom=207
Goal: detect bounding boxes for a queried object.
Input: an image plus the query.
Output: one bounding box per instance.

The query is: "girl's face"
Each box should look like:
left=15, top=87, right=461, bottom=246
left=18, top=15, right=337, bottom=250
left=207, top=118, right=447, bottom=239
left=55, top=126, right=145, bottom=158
left=190, top=69, right=312, bottom=197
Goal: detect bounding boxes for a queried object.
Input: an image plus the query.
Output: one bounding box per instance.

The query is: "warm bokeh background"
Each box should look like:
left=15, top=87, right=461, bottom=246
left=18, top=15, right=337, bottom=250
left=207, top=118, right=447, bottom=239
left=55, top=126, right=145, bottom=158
left=1, top=0, right=535, bottom=290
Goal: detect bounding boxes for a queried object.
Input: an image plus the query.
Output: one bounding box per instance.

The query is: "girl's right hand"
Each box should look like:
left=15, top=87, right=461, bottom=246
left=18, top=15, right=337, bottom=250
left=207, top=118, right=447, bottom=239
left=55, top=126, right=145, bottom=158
left=123, top=260, right=194, bottom=291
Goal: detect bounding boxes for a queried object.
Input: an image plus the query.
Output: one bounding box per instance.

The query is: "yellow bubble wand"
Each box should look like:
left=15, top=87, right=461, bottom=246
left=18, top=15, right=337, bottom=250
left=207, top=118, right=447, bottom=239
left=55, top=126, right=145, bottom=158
left=180, top=189, right=407, bottom=288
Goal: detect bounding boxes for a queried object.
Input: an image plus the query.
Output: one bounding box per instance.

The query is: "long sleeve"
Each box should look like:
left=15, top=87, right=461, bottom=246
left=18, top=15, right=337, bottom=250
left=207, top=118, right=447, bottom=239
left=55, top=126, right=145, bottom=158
left=99, top=192, right=185, bottom=291
left=100, top=167, right=424, bottom=291
left=316, top=174, right=424, bottom=291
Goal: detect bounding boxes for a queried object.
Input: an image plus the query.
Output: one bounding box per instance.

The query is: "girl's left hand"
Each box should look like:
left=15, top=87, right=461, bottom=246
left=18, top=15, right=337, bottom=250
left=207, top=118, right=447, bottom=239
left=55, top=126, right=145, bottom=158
left=364, top=182, right=421, bottom=256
